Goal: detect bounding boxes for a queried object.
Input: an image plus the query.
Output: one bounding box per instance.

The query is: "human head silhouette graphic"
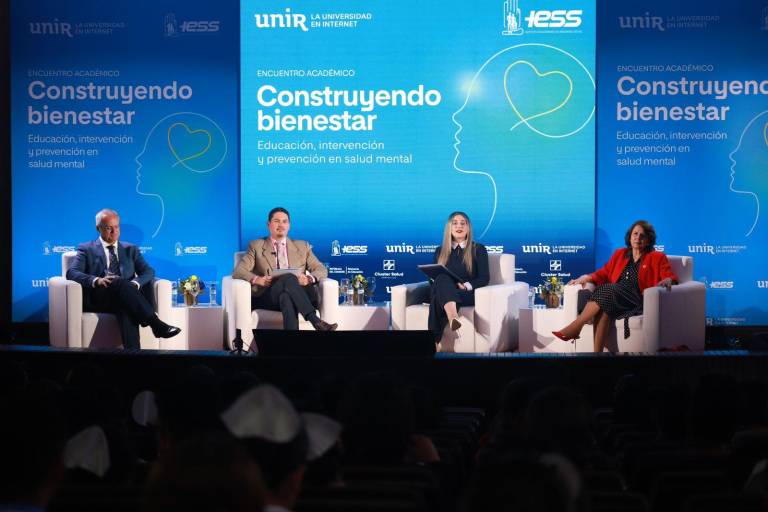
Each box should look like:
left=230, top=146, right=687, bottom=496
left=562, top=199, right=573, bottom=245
left=729, top=111, right=768, bottom=236
left=135, top=112, right=228, bottom=237
left=452, top=43, right=595, bottom=237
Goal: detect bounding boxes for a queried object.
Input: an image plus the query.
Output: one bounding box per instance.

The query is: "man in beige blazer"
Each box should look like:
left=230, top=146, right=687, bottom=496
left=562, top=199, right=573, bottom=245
left=233, top=207, right=337, bottom=331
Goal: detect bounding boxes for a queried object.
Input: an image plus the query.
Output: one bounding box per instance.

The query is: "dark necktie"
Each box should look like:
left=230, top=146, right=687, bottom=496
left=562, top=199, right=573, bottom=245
left=107, top=245, right=120, bottom=276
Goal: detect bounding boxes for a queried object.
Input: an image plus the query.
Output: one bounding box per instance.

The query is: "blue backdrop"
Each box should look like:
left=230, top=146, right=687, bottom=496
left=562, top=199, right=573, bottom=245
left=11, top=0, right=239, bottom=321
left=12, top=0, right=768, bottom=327
left=596, top=0, right=768, bottom=326
left=240, top=0, right=596, bottom=301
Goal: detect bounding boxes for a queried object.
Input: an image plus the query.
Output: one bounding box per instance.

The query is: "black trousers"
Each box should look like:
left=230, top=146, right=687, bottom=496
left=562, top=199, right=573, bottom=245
left=85, top=279, right=156, bottom=350
left=428, top=274, right=475, bottom=342
left=251, top=274, right=319, bottom=330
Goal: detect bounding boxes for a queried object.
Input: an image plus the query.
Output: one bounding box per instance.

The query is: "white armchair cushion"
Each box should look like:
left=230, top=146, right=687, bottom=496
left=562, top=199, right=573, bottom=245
left=566, top=255, right=705, bottom=353
left=391, top=253, right=528, bottom=353
left=640, top=280, right=705, bottom=351
left=79, top=313, right=115, bottom=349
left=49, top=251, right=173, bottom=349
left=390, top=281, right=430, bottom=331
left=223, top=252, right=339, bottom=350
left=474, top=281, right=529, bottom=352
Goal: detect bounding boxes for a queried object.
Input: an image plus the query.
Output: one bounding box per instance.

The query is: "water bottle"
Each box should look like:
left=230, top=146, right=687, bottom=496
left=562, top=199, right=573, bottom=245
left=528, top=286, right=536, bottom=308
left=171, top=280, right=179, bottom=306
left=209, top=282, right=217, bottom=306
left=346, top=285, right=354, bottom=305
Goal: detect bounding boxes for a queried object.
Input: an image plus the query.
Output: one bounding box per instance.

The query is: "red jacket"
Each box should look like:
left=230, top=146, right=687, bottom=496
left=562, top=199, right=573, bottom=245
left=590, top=249, right=678, bottom=293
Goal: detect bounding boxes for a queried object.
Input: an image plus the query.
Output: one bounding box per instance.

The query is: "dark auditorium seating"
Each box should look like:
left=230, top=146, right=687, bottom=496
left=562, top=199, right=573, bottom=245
left=50, top=484, right=142, bottom=512
left=649, top=470, right=730, bottom=512
left=588, top=491, right=650, bottom=512
left=299, top=484, right=429, bottom=512
left=684, top=492, right=767, bottom=512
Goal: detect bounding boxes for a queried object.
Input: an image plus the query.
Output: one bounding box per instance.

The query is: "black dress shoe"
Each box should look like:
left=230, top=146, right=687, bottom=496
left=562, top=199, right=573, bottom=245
left=151, top=320, right=182, bottom=339
left=310, top=318, right=338, bottom=331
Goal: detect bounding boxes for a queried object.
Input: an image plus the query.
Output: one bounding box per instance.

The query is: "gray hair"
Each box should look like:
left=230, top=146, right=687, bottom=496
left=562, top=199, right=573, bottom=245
left=95, top=208, right=119, bottom=226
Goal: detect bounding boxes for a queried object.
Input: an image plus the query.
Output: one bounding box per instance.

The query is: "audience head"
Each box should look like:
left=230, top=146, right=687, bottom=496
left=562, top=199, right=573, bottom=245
left=143, top=431, right=265, bottom=512
left=63, top=422, right=141, bottom=485
left=62, top=425, right=112, bottom=483
left=221, top=384, right=309, bottom=508
left=302, top=412, right=344, bottom=487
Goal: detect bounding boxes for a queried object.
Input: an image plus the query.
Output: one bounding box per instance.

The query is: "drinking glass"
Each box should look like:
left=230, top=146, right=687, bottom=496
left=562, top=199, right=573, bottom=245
left=339, top=278, right=350, bottom=304
left=366, top=277, right=377, bottom=303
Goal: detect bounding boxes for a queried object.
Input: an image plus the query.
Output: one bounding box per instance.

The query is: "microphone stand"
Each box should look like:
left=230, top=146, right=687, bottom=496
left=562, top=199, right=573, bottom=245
left=230, top=328, right=251, bottom=356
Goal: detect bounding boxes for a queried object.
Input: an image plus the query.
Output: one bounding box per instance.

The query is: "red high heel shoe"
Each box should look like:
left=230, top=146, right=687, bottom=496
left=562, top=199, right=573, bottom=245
left=552, top=331, right=580, bottom=342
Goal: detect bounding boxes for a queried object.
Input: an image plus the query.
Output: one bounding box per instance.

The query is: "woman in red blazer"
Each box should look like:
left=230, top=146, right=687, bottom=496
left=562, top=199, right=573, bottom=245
left=553, top=220, right=678, bottom=352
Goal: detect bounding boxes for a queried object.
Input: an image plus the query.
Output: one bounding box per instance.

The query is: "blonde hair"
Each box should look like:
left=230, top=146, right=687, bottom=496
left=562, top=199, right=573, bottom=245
left=437, top=211, right=474, bottom=274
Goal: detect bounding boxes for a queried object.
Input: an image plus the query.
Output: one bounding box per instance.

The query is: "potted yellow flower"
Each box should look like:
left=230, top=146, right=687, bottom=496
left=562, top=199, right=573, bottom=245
left=180, top=275, right=205, bottom=306
left=539, top=276, right=564, bottom=309
left=352, top=274, right=368, bottom=305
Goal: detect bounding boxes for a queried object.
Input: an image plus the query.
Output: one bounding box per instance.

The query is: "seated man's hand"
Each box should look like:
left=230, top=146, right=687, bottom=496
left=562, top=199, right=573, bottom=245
left=251, top=275, right=272, bottom=287
left=95, top=276, right=114, bottom=288
left=298, top=274, right=311, bottom=286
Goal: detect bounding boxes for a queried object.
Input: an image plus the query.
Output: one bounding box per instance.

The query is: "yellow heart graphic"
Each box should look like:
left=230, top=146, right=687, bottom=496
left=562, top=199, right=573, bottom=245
left=167, top=122, right=212, bottom=167
left=503, top=60, right=573, bottom=131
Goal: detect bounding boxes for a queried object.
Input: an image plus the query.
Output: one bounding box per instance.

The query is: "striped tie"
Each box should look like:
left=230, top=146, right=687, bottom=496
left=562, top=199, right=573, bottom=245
left=107, top=245, right=120, bottom=276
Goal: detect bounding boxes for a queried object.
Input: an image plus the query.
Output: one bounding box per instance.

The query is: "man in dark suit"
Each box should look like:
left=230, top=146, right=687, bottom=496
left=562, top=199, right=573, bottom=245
left=66, top=208, right=180, bottom=350
left=232, top=207, right=337, bottom=331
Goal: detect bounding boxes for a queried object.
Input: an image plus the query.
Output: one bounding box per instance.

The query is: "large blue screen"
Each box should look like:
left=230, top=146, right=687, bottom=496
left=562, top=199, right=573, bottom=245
left=596, top=0, right=768, bottom=326
left=11, top=0, right=239, bottom=321
left=240, top=0, right=596, bottom=300
left=12, top=0, right=768, bottom=327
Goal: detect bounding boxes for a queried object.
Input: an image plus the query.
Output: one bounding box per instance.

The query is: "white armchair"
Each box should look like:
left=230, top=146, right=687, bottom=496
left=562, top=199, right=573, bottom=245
left=391, top=254, right=529, bottom=352
left=566, top=255, right=705, bottom=352
left=48, top=252, right=174, bottom=349
left=222, top=252, right=339, bottom=350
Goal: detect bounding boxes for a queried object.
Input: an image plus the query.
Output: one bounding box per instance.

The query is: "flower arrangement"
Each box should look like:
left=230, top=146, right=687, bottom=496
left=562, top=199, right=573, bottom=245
left=350, top=274, right=368, bottom=305
left=180, top=275, right=205, bottom=306
left=352, top=274, right=368, bottom=291
left=539, top=276, right=564, bottom=308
